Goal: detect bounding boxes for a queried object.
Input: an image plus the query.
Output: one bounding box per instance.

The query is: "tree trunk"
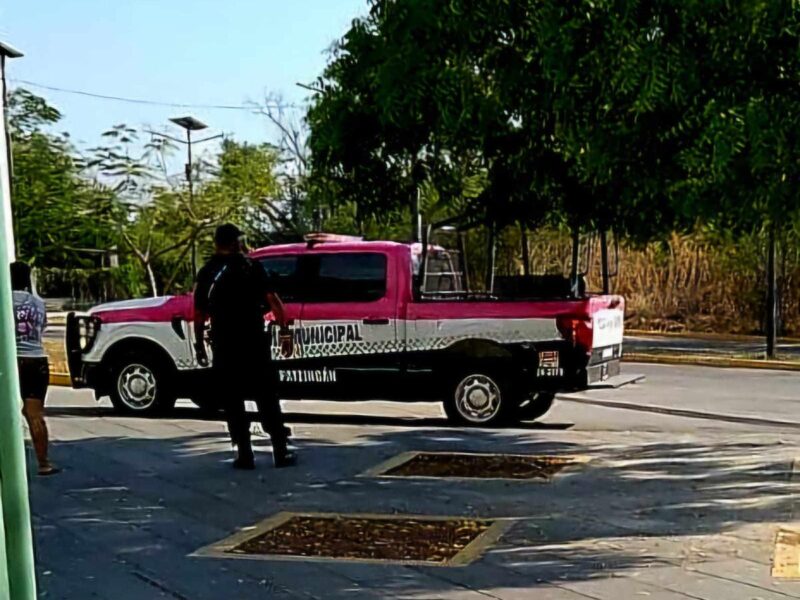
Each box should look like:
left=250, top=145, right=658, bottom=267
left=146, top=263, right=158, bottom=298
left=485, top=221, right=496, bottom=293
left=520, top=222, right=530, bottom=276
left=766, top=225, right=777, bottom=359
left=190, top=242, right=197, bottom=281
left=600, top=228, right=610, bottom=294
left=412, top=187, right=421, bottom=243
left=570, top=225, right=580, bottom=298
left=163, top=239, right=195, bottom=294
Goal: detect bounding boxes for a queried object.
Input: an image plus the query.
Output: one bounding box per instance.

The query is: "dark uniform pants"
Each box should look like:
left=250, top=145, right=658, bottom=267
left=212, top=339, right=287, bottom=449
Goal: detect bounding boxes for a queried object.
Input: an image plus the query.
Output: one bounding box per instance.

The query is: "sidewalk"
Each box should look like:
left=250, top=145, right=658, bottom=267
left=31, top=388, right=800, bottom=599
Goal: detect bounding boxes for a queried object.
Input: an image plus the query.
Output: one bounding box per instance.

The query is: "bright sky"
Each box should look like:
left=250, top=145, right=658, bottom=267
left=0, top=0, right=368, bottom=152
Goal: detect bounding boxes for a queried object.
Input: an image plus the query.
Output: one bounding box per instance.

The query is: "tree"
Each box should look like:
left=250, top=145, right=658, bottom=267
left=8, top=88, right=127, bottom=296
left=306, top=1, right=502, bottom=233
left=305, top=0, right=684, bottom=247
left=603, top=0, right=800, bottom=355
left=207, top=139, right=291, bottom=244
left=254, top=95, right=313, bottom=233
left=87, top=129, right=289, bottom=295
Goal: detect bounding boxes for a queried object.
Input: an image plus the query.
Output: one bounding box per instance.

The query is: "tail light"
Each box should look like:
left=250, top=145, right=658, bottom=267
left=557, top=315, right=593, bottom=355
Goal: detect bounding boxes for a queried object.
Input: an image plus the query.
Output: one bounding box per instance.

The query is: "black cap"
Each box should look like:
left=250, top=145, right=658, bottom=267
left=214, top=223, right=243, bottom=246
left=10, top=261, right=32, bottom=291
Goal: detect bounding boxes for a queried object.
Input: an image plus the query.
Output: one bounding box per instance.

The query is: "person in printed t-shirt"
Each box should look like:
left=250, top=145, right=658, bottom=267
left=193, top=224, right=296, bottom=470
left=11, top=261, right=59, bottom=476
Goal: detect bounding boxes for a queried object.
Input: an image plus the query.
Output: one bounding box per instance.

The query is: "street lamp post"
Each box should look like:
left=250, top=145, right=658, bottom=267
left=0, top=41, right=23, bottom=263
left=0, top=39, right=37, bottom=600
left=151, top=117, right=222, bottom=278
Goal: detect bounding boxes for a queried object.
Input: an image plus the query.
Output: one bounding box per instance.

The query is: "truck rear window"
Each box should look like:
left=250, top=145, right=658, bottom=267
left=310, top=253, right=387, bottom=303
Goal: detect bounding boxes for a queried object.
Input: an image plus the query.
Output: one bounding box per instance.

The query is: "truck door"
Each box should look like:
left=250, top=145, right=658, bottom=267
left=255, top=254, right=306, bottom=398
left=296, top=251, right=399, bottom=399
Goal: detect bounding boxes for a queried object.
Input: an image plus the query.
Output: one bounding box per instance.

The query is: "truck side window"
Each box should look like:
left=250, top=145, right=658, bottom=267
left=309, top=253, right=387, bottom=303
left=259, top=256, right=301, bottom=301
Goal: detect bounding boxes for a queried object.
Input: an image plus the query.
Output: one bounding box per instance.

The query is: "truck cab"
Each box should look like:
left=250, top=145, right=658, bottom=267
left=67, top=235, right=624, bottom=426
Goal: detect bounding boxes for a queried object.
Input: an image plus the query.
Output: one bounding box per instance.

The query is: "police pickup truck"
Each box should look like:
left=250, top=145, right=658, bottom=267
left=66, top=233, right=624, bottom=426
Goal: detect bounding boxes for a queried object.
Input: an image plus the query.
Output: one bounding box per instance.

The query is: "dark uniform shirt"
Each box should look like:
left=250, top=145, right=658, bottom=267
left=194, top=253, right=273, bottom=354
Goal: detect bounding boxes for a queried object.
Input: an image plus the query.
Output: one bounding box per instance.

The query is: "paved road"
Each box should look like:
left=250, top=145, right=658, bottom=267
left=626, top=334, right=800, bottom=360
left=27, top=364, right=800, bottom=599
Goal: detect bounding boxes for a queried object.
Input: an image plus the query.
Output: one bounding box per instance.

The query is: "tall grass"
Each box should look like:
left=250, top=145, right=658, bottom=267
left=497, top=227, right=800, bottom=336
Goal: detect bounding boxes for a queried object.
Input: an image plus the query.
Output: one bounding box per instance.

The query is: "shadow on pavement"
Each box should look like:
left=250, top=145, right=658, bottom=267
left=44, top=403, right=574, bottom=430
left=29, top=417, right=799, bottom=598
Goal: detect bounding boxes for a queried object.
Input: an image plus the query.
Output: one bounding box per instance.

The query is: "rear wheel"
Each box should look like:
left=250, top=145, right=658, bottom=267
left=444, top=372, right=511, bottom=427
left=515, top=391, right=556, bottom=422
left=108, top=355, right=176, bottom=415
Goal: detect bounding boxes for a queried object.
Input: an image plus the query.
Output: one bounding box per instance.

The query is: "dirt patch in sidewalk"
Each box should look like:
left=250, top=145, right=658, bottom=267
left=228, top=514, right=494, bottom=564
left=378, top=451, right=581, bottom=481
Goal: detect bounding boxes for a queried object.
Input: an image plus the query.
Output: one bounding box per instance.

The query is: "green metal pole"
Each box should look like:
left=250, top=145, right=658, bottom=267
left=0, top=475, right=11, bottom=599
left=0, top=106, right=36, bottom=600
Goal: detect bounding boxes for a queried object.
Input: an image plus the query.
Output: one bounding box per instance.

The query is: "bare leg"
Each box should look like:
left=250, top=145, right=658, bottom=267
left=22, top=398, right=56, bottom=474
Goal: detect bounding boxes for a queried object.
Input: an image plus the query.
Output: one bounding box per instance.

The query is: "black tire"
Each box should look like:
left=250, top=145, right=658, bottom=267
left=443, top=371, right=512, bottom=427
left=515, top=392, right=556, bottom=422
left=108, top=353, right=177, bottom=416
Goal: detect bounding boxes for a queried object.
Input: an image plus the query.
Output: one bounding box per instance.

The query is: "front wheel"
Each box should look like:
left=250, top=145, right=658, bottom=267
left=108, top=355, right=176, bottom=415
left=443, top=372, right=511, bottom=427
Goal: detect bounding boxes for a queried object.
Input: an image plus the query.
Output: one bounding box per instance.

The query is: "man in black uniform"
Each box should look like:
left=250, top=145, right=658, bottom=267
left=193, top=224, right=295, bottom=469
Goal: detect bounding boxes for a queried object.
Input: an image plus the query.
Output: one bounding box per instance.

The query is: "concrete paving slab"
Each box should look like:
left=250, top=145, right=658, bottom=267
left=633, top=564, right=798, bottom=600
left=693, top=559, right=800, bottom=598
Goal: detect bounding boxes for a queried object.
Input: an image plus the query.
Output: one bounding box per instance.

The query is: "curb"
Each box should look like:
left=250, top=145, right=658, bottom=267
left=559, top=394, right=800, bottom=430
left=626, top=329, right=800, bottom=344
left=624, top=352, right=800, bottom=372
left=49, top=373, right=71, bottom=387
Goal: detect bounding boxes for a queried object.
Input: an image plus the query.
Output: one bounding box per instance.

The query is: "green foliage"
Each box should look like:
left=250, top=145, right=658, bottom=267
left=308, top=0, right=800, bottom=244
left=9, top=88, right=289, bottom=299
left=8, top=89, right=122, bottom=284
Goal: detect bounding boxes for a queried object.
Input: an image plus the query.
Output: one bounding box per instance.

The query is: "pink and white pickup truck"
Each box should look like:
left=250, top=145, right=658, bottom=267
left=66, top=235, right=624, bottom=426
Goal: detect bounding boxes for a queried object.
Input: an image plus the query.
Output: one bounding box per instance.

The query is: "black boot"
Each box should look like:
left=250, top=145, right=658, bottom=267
left=233, top=442, right=255, bottom=470
left=272, top=437, right=296, bottom=468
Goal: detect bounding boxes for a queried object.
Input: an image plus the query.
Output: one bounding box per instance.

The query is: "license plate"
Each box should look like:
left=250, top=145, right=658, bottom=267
left=602, top=347, right=613, bottom=359
left=537, top=351, right=563, bottom=378
left=537, top=367, right=563, bottom=377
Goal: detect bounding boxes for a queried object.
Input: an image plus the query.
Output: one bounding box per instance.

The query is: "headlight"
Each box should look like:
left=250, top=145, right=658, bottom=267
left=78, top=317, right=101, bottom=351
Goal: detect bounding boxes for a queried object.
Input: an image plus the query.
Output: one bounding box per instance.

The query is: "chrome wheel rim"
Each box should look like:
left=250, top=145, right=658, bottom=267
left=117, top=363, right=157, bottom=410
left=454, top=374, right=501, bottom=423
